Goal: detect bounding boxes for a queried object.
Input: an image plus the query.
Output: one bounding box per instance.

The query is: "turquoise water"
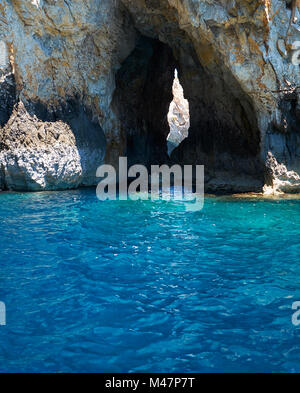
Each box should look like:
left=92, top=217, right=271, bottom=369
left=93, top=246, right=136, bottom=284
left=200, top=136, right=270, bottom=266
left=0, top=189, right=300, bottom=372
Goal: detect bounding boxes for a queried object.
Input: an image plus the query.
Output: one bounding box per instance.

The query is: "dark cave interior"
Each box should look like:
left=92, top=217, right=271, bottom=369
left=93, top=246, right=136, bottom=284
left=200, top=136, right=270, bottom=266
left=112, top=32, right=264, bottom=190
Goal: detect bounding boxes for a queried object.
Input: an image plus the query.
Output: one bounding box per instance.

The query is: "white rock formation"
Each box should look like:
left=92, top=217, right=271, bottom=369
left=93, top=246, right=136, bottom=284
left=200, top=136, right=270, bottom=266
left=0, top=102, right=105, bottom=191
left=167, top=70, right=190, bottom=156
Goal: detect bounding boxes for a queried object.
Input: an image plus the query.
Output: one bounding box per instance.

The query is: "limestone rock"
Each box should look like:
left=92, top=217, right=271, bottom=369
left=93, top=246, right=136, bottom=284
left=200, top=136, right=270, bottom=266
left=0, top=0, right=299, bottom=192
left=264, top=152, right=300, bottom=194
left=0, top=102, right=105, bottom=191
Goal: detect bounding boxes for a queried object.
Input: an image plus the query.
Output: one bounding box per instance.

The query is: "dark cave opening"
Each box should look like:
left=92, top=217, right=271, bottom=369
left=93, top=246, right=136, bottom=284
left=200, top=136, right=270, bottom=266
left=112, top=33, right=264, bottom=192
left=112, top=35, right=177, bottom=169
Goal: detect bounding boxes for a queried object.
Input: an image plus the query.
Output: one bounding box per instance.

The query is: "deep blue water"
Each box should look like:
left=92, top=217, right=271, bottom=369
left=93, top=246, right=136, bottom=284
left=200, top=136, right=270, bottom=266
left=0, top=189, right=300, bottom=372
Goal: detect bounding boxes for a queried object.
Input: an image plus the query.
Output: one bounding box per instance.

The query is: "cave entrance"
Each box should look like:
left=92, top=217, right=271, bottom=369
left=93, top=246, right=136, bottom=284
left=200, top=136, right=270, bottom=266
left=167, top=69, right=190, bottom=157
left=111, top=32, right=264, bottom=192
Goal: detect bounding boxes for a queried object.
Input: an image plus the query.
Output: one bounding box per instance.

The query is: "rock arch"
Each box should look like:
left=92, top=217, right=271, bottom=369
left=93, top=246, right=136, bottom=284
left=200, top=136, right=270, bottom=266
left=0, top=0, right=299, bottom=193
left=108, top=1, right=265, bottom=192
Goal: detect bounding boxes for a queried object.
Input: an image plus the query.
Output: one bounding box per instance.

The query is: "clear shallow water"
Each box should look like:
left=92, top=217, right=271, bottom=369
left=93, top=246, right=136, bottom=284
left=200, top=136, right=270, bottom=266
left=0, top=189, right=300, bottom=373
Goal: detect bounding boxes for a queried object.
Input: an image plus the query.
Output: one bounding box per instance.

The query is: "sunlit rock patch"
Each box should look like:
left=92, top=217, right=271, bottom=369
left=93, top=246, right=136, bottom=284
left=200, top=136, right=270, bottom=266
left=167, top=70, right=190, bottom=157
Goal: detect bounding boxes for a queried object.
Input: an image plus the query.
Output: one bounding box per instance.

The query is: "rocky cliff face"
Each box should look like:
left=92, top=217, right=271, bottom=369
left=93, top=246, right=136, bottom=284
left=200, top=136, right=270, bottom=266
left=167, top=70, right=190, bottom=156
left=0, top=0, right=299, bottom=193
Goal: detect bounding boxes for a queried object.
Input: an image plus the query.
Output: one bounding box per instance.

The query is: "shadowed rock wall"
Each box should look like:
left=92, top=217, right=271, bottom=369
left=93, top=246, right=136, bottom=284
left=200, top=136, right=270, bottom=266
left=111, top=35, right=177, bottom=169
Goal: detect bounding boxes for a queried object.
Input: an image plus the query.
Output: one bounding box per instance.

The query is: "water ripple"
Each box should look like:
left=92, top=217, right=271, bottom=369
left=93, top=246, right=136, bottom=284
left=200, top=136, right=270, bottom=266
left=0, top=190, right=299, bottom=372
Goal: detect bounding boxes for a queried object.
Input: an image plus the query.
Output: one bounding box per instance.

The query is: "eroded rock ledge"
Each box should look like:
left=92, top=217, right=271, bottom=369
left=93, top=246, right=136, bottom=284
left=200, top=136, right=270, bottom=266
left=0, top=0, right=299, bottom=193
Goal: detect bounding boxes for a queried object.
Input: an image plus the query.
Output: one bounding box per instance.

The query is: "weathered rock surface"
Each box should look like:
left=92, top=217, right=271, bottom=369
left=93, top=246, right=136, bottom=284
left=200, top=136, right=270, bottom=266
left=0, top=0, right=134, bottom=190
left=0, top=0, right=299, bottom=192
left=264, top=151, right=300, bottom=193
left=0, top=101, right=105, bottom=190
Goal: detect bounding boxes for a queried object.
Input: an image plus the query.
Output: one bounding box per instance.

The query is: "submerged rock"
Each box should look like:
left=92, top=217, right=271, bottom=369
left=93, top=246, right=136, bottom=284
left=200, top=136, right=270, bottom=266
left=0, top=0, right=299, bottom=192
